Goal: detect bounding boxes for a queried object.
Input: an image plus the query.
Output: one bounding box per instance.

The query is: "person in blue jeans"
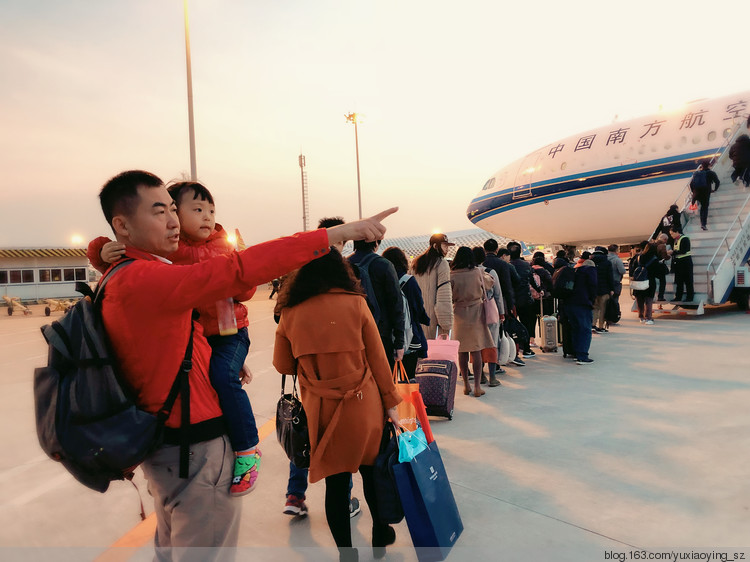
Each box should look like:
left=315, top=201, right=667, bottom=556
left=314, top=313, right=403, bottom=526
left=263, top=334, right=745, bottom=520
left=565, top=256, right=597, bottom=365
left=89, top=180, right=262, bottom=496
left=284, top=462, right=310, bottom=515
left=280, top=216, right=362, bottom=519
left=284, top=462, right=361, bottom=517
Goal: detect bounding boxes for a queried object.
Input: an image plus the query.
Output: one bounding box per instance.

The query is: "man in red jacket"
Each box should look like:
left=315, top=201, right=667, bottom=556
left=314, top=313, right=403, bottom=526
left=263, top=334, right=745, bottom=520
left=97, top=170, right=395, bottom=556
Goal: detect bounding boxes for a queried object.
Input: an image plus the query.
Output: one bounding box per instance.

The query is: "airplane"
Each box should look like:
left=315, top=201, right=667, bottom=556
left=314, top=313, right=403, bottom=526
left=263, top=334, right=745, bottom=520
left=466, top=91, right=750, bottom=248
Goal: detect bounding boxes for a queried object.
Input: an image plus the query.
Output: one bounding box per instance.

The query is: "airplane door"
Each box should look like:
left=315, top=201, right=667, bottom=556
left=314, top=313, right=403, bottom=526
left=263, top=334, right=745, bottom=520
left=512, top=151, right=543, bottom=200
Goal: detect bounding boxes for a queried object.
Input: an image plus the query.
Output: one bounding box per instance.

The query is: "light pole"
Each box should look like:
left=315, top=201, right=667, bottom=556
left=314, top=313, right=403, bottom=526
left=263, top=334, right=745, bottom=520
left=184, top=0, right=197, bottom=181
left=345, top=112, right=362, bottom=219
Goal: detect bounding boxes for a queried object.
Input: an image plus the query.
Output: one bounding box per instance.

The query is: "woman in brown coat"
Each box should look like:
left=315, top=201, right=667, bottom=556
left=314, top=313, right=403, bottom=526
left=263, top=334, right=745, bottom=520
left=450, top=246, right=495, bottom=397
left=273, top=249, right=402, bottom=561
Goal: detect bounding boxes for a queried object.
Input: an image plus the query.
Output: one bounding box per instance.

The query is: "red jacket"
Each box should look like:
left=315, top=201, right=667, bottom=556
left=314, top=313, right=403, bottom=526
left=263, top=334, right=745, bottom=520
left=88, top=224, right=257, bottom=336
left=100, top=230, right=330, bottom=428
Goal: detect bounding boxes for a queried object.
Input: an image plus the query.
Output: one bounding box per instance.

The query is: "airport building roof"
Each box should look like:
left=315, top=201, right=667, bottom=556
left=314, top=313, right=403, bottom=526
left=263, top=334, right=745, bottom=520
left=371, top=228, right=513, bottom=259
left=0, top=248, right=87, bottom=259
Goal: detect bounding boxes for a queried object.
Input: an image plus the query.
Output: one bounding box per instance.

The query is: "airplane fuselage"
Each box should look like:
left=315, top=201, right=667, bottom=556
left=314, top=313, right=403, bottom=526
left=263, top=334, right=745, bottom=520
left=467, top=92, right=749, bottom=246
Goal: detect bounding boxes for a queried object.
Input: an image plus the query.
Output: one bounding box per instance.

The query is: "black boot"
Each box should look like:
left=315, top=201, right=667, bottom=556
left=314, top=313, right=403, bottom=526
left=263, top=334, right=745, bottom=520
left=372, top=525, right=396, bottom=559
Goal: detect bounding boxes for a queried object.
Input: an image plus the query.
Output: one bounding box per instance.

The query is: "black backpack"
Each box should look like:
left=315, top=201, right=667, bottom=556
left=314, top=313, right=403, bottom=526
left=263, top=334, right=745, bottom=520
left=551, top=265, right=576, bottom=299
left=34, top=260, right=193, bottom=493
left=691, top=170, right=708, bottom=189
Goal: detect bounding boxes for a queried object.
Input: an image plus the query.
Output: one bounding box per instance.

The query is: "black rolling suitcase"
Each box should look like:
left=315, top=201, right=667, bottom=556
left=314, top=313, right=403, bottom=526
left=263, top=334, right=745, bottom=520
left=415, top=359, right=458, bottom=420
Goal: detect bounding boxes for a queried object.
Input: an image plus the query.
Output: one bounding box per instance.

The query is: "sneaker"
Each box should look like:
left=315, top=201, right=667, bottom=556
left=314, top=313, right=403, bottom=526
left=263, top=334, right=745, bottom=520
left=522, top=350, right=536, bottom=358
left=594, top=327, right=608, bottom=333
left=701, top=225, right=707, bottom=230
left=639, top=318, right=645, bottom=323
left=645, top=319, right=654, bottom=325
left=349, top=497, right=361, bottom=518
left=576, top=358, right=594, bottom=365
left=495, top=366, right=506, bottom=374
left=509, top=357, right=526, bottom=367
left=283, top=494, right=308, bottom=516
left=230, top=449, right=262, bottom=496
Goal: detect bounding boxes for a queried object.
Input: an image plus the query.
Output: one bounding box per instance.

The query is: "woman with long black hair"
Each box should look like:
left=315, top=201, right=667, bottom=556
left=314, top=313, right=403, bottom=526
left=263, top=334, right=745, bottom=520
left=273, top=250, right=403, bottom=561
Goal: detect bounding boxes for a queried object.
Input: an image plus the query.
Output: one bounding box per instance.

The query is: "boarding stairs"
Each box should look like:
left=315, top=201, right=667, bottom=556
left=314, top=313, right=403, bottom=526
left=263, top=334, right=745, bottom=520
left=652, top=121, right=750, bottom=317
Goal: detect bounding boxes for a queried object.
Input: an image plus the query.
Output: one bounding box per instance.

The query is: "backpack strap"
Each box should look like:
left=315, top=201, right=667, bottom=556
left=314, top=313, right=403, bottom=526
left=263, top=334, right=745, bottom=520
left=157, top=313, right=196, bottom=479
left=89, top=258, right=196, bottom=479
left=89, top=259, right=136, bottom=305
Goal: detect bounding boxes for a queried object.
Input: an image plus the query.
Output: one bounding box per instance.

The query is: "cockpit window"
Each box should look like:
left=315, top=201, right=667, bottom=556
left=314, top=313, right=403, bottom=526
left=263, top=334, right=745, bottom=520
left=482, top=177, right=495, bottom=191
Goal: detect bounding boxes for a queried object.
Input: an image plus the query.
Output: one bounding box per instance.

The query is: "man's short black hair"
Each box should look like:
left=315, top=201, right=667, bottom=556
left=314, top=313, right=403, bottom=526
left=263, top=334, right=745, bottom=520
left=483, top=238, right=499, bottom=252
left=353, top=239, right=379, bottom=252
left=608, top=244, right=618, bottom=252
left=99, top=170, right=163, bottom=229
left=318, top=216, right=345, bottom=229
left=497, top=248, right=510, bottom=257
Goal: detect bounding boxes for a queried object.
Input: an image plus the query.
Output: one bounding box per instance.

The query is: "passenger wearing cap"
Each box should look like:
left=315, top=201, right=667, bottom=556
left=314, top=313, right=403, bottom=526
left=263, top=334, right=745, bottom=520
left=411, top=233, right=454, bottom=339
left=590, top=246, right=614, bottom=333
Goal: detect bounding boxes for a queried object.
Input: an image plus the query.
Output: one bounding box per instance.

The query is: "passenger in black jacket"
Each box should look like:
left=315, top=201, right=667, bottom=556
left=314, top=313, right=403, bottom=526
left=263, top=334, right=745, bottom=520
left=729, top=134, right=750, bottom=187
left=565, top=258, right=597, bottom=364
left=508, top=242, right=541, bottom=355
left=483, top=239, right=517, bottom=313
left=381, top=246, right=430, bottom=380
left=655, top=205, right=682, bottom=241
left=689, top=161, right=720, bottom=230
left=591, top=246, right=614, bottom=333
left=349, top=240, right=405, bottom=370
left=629, top=240, right=660, bottom=324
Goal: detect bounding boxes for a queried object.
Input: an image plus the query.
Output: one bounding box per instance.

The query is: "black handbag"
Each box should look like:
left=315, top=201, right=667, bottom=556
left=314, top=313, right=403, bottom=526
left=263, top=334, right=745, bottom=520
left=275, top=374, right=311, bottom=469
left=373, top=422, right=404, bottom=524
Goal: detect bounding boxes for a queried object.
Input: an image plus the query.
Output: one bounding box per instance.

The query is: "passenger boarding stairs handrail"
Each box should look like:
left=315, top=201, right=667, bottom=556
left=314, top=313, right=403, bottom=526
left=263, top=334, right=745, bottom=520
left=705, top=190, right=750, bottom=303
left=645, top=119, right=749, bottom=312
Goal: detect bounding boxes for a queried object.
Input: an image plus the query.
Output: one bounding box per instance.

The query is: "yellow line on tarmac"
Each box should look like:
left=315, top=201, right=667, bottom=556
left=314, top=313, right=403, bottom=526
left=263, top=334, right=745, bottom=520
left=93, top=417, right=277, bottom=562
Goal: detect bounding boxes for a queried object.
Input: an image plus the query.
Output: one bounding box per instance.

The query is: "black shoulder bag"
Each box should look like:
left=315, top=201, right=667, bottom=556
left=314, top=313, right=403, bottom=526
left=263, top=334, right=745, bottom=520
left=275, top=374, right=310, bottom=469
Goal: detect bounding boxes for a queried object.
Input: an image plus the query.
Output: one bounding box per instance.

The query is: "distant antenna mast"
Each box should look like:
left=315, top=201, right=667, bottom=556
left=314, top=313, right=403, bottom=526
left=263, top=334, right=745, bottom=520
left=299, top=154, right=310, bottom=231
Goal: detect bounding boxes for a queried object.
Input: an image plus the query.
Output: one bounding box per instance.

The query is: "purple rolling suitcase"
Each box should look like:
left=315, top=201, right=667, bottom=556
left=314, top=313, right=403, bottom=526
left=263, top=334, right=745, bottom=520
left=415, top=359, right=458, bottom=420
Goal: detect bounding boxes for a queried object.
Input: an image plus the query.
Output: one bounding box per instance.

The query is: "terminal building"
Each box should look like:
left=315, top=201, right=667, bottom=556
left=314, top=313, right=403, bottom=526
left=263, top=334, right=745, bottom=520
left=0, top=248, right=92, bottom=302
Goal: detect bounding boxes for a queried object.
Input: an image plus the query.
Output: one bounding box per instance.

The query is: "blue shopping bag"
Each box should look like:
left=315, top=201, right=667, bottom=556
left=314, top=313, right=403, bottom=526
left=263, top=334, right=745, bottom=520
left=393, top=441, right=463, bottom=562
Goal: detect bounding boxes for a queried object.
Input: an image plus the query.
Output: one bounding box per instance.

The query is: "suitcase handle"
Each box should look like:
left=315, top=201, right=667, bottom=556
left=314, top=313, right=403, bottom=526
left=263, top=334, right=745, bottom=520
left=436, top=329, right=453, bottom=341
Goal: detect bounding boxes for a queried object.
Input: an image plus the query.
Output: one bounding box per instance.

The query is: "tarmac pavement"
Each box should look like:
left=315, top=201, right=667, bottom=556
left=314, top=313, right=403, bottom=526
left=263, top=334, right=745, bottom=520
left=1, top=287, right=749, bottom=561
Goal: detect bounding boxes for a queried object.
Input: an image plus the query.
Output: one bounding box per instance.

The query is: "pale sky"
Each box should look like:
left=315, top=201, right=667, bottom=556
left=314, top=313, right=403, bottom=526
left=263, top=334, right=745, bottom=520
left=1, top=0, right=747, bottom=247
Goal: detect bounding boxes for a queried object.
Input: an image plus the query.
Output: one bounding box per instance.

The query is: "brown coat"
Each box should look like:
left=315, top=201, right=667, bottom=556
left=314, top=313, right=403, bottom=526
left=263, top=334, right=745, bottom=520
left=273, top=289, right=402, bottom=482
left=450, top=268, right=495, bottom=352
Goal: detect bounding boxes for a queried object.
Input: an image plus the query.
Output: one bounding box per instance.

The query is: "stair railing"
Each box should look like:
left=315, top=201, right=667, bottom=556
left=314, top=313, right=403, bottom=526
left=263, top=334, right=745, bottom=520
left=705, top=189, right=750, bottom=302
